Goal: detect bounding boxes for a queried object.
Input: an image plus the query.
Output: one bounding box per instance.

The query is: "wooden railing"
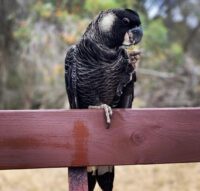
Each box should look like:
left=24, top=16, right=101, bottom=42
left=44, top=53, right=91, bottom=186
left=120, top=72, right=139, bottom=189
left=0, top=108, right=200, bottom=190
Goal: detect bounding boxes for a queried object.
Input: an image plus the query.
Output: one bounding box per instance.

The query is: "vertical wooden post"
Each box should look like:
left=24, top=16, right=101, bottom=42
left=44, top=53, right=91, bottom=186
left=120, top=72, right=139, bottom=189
left=68, top=167, right=88, bottom=191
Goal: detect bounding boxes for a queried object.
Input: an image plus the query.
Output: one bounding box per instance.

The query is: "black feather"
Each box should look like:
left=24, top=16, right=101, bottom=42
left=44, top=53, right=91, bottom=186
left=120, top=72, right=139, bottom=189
left=65, top=8, right=142, bottom=191
left=65, top=38, right=134, bottom=109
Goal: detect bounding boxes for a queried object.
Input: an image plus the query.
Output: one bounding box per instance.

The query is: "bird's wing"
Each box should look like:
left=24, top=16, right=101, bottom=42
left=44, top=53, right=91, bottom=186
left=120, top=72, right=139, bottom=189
left=116, top=73, right=136, bottom=108
left=112, top=49, right=137, bottom=109
left=65, top=46, right=79, bottom=109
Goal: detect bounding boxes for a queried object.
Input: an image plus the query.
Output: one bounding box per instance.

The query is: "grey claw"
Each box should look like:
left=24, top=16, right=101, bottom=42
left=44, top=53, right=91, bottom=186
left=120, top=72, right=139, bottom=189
left=88, top=104, right=113, bottom=127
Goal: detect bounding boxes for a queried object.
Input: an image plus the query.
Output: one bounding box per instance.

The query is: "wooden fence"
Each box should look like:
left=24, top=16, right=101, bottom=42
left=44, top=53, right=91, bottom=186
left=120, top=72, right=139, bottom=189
left=0, top=108, right=200, bottom=190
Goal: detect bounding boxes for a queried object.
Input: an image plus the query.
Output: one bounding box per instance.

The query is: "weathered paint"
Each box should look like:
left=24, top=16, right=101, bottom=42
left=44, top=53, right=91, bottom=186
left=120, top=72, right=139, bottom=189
left=0, top=108, right=200, bottom=169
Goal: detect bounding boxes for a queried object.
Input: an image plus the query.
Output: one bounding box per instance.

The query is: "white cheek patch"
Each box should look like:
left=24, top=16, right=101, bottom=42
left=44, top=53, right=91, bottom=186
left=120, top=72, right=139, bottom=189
left=99, top=13, right=116, bottom=32
left=123, top=32, right=131, bottom=46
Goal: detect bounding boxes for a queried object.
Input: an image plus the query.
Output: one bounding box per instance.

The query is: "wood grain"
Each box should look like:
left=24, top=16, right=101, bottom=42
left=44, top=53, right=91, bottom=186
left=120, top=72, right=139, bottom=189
left=0, top=108, right=200, bottom=170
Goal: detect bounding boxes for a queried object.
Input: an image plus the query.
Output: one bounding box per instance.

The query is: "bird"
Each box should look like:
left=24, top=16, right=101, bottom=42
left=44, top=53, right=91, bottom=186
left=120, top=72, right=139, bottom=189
left=65, top=8, right=143, bottom=191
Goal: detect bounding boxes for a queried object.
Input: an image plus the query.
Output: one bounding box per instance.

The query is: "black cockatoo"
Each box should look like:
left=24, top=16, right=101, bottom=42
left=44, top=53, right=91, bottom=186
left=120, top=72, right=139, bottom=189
left=65, top=8, right=143, bottom=191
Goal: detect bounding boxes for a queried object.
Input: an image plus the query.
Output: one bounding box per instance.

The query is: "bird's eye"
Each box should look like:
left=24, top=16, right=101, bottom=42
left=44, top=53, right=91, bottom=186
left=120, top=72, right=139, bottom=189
left=122, top=18, right=130, bottom=25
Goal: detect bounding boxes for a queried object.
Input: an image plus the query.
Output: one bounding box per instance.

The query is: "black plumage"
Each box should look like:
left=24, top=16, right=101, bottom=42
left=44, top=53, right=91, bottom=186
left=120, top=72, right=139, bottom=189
left=65, top=39, right=135, bottom=109
left=65, top=8, right=143, bottom=191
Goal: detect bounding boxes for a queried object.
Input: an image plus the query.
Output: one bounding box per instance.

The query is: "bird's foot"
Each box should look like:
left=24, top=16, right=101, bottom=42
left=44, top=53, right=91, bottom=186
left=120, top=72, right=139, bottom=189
left=127, top=50, right=141, bottom=69
left=88, top=104, right=112, bottom=128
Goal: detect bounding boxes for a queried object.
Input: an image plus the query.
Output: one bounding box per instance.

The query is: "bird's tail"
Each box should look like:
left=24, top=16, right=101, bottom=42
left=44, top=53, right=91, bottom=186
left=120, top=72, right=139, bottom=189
left=87, top=166, right=114, bottom=191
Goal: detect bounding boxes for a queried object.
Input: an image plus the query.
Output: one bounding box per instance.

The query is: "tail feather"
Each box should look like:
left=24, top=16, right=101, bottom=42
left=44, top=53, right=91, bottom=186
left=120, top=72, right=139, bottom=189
left=87, top=166, right=114, bottom=191
left=88, top=171, right=97, bottom=191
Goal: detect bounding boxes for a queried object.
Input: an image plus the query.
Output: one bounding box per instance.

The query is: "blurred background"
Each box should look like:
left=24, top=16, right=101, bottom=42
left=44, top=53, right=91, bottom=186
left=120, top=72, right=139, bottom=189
left=0, top=0, right=200, bottom=190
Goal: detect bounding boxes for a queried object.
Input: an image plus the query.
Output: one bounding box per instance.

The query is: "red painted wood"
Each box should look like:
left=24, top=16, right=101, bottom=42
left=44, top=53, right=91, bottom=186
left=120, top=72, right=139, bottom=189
left=0, top=108, right=200, bottom=170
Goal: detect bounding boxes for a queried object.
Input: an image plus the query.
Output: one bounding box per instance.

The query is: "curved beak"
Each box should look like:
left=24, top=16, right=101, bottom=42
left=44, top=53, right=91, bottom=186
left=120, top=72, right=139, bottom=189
left=123, top=26, right=143, bottom=46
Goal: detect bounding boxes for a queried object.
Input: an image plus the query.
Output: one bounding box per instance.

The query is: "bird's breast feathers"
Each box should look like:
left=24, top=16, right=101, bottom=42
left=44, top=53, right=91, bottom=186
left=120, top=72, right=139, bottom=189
left=73, top=41, right=133, bottom=107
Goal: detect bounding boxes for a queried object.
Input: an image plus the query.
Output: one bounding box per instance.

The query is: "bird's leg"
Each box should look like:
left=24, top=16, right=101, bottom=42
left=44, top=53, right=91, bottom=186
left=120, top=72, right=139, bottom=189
left=88, top=104, right=112, bottom=128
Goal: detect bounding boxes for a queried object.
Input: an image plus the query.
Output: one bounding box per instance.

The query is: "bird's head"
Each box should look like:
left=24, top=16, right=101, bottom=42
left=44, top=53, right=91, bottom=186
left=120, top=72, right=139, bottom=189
left=83, top=8, right=143, bottom=49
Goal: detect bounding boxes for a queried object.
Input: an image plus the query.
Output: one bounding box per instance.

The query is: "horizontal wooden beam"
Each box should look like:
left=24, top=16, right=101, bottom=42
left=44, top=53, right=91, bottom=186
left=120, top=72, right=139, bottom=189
left=0, top=108, right=200, bottom=170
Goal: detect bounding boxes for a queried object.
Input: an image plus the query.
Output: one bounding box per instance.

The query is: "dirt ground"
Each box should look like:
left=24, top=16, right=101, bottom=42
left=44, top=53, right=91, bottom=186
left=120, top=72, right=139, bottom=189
left=0, top=163, right=200, bottom=191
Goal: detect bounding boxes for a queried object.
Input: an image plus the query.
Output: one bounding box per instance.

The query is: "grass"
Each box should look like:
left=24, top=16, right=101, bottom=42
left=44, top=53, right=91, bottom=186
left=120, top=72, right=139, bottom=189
left=0, top=163, right=200, bottom=191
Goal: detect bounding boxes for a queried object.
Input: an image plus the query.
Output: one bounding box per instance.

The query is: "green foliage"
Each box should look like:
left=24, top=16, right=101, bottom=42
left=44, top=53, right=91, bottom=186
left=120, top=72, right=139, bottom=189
left=141, top=17, right=184, bottom=70
left=170, top=43, right=182, bottom=56
left=143, top=19, right=168, bottom=51
left=33, top=2, right=55, bottom=19
left=116, top=0, right=138, bottom=9
left=168, top=42, right=183, bottom=65
left=84, top=0, right=121, bottom=15
left=32, top=1, right=69, bottom=24
left=13, top=21, right=31, bottom=46
left=55, top=10, right=68, bottom=24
